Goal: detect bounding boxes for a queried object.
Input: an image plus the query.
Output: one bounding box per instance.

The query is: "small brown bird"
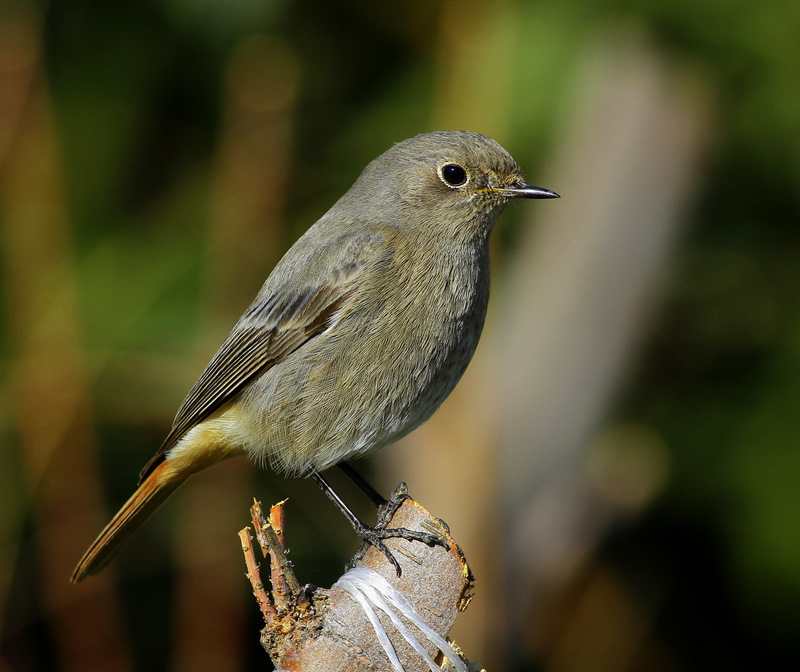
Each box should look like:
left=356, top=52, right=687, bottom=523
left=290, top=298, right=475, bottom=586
left=71, top=130, right=558, bottom=583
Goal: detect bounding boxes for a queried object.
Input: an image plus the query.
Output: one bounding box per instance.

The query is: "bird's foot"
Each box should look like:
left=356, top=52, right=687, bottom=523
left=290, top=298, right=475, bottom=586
left=347, top=482, right=448, bottom=576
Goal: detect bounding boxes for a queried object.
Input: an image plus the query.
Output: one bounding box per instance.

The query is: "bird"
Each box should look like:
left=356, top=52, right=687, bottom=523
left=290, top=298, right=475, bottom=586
left=70, top=130, right=558, bottom=583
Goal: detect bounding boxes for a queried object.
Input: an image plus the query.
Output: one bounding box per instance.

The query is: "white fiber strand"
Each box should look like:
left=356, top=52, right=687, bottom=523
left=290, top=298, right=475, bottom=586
left=336, top=574, right=405, bottom=672
left=333, top=566, right=468, bottom=672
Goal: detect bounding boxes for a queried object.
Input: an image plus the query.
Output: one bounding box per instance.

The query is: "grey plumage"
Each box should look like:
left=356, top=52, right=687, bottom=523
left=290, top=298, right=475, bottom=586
left=72, top=130, right=558, bottom=582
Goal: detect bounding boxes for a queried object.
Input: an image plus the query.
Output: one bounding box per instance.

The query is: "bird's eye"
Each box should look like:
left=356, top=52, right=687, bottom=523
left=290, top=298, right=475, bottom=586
left=440, top=163, right=468, bottom=187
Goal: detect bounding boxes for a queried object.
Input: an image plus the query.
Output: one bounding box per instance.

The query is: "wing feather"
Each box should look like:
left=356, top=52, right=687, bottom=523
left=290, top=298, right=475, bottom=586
left=137, top=230, right=381, bottom=482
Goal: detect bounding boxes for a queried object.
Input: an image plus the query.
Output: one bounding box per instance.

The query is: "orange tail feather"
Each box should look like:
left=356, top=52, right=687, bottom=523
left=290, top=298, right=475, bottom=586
left=71, top=461, right=184, bottom=583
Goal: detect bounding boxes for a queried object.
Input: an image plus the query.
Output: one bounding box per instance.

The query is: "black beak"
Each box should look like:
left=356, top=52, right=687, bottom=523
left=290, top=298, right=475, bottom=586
left=497, top=181, right=560, bottom=199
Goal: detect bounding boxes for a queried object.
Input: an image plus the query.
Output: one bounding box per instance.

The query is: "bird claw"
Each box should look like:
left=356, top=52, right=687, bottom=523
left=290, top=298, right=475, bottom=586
left=374, top=481, right=411, bottom=529
left=347, top=482, right=449, bottom=576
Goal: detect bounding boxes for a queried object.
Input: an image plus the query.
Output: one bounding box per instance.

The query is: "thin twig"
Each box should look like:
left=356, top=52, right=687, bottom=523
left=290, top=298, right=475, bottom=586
left=269, top=499, right=287, bottom=550
left=251, top=500, right=271, bottom=556
left=251, top=500, right=302, bottom=610
left=238, top=527, right=277, bottom=624
left=264, top=500, right=298, bottom=608
left=264, top=519, right=302, bottom=603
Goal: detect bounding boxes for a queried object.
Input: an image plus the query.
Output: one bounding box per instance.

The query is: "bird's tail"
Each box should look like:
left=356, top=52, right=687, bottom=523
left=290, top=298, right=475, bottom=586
left=70, top=460, right=184, bottom=583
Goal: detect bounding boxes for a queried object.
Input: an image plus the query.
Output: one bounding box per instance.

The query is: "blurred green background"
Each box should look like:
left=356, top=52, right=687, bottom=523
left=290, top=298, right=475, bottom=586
left=1, top=0, right=799, bottom=670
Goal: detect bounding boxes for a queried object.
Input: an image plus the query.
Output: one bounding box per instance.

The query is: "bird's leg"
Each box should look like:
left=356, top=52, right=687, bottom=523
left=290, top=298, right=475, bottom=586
left=310, top=470, right=446, bottom=576
left=337, top=462, right=387, bottom=506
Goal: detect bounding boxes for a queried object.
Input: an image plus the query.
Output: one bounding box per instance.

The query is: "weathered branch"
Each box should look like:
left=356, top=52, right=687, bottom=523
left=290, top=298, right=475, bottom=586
left=239, top=485, right=483, bottom=671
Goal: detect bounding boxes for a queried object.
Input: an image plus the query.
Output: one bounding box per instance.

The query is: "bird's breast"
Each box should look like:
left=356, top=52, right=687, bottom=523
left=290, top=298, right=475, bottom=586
left=367, top=241, right=490, bottom=426
left=241, top=240, right=491, bottom=474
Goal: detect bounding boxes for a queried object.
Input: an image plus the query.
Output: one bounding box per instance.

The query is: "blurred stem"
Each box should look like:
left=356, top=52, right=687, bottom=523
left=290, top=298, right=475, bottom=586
left=170, top=36, right=299, bottom=672
left=0, top=7, right=131, bottom=671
